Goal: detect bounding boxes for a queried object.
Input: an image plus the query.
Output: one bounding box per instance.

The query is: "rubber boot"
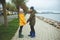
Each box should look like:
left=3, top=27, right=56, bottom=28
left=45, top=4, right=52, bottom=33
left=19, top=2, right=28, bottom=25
left=19, top=30, right=24, bottom=38
left=31, top=32, right=35, bottom=38
left=19, top=34, right=24, bottom=38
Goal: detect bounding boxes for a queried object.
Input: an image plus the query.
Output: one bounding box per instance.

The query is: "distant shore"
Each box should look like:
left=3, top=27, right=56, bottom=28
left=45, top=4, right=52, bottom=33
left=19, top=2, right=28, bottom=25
left=37, top=16, right=60, bottom=29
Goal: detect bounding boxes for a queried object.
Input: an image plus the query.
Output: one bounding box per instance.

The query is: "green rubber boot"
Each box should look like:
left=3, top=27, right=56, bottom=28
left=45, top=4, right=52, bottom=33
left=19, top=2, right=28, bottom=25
left=19, top=34, right=24, bottom=38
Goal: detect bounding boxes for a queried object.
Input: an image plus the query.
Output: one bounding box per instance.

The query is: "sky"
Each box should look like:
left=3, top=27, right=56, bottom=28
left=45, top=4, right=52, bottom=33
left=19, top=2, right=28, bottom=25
left=6, top=0, right=9, bottom=2
left=26, top=0, right=60, bottom=13
left=6, top=0, right=11, bottom=3
left=0, top=0, right=11, bottom=8
left=1, top=0, right=60, bottom=13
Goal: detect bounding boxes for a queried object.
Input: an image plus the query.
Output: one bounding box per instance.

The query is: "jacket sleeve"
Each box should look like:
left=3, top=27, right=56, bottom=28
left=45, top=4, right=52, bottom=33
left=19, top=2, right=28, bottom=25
left=27, top=10, right=36, bottom=22
left=27, top=14, right=34, bottom=22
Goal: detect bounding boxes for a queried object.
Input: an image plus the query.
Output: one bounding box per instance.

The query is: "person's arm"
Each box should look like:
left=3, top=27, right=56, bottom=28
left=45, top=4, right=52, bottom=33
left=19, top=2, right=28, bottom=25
left=27, top=10, right=35, bottom=23
left=27, top=14, right=34, bottom=23
left=27, top=11, right=31, bottom=23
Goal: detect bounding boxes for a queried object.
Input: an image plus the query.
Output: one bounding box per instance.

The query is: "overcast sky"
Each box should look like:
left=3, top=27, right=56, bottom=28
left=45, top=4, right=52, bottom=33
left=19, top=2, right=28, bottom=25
left=6, top=0, right=11, bottom=3
left=26, top=0, right=60, bottom=13
left=6, top=0, right=60, bottom=13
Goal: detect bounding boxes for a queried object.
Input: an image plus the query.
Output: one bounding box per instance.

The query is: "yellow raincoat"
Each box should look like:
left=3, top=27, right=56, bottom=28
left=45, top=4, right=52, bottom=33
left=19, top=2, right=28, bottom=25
left=19, top=13, right=26, bottom=26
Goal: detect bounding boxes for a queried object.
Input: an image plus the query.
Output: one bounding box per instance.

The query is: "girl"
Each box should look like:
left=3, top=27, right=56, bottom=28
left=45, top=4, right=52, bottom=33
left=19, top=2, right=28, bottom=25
left=19, top=8, right=26, bottom=38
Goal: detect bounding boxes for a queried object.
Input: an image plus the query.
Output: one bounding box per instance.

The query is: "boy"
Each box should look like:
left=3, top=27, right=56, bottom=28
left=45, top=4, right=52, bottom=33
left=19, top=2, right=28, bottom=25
left=27, top=7, right=36, bottom=38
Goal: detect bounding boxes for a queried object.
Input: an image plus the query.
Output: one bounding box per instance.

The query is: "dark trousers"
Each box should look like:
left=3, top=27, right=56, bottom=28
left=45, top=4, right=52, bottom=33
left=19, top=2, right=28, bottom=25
left=19, top=26, right=23, bottom=34
left=30, top=25, right=35, bottom=32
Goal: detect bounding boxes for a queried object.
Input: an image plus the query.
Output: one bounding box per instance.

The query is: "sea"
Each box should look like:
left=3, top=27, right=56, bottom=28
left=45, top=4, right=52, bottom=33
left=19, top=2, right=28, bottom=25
left=36, top=13, right=60, bottom=22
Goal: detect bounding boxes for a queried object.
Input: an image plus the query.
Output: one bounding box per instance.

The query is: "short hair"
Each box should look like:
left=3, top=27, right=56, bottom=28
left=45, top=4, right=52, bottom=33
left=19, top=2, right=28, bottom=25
left=30, top=6, right=34, bottom=9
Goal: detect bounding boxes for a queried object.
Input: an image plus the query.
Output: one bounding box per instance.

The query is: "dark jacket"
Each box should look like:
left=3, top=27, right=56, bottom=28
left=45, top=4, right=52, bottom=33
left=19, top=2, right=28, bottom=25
left=27, top=10, right=36, bottom=26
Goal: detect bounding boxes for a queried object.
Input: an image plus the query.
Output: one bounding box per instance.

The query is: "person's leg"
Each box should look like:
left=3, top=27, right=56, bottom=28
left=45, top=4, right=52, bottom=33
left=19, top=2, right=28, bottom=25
left=31, top=25, right=35, bottom=37
left=19, top=26, right=23, bottom=34
left=28, top=25, right=35, bottom=38
left=31, top=25, right=35, bottom=33
left=19, top=26, right=24, bottom=38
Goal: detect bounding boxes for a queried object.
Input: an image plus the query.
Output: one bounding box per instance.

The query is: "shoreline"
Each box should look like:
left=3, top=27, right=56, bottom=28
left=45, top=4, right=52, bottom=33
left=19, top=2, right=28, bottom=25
left=37, top=16, right=60, bottom=29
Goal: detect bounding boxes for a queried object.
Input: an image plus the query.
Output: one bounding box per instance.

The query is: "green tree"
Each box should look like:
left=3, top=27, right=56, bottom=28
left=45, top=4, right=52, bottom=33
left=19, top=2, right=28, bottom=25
left=0, top=0, right=8, bottom=27
left=6, top=3, right=10, bottom=10
left=6, top=3, right=17, bottom=11
left=21, top=3, right=28, bottom=13
left=12, top=0, right=28, bottom=13
left=11, top=0, right=28, bottom=23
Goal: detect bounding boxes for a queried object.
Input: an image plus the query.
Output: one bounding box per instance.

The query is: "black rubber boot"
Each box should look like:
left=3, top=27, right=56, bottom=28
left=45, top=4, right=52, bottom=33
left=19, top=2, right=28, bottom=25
left=19, top=26, right=24, bottom=38
left=19, top=34, right=24, bottom=38
left=19, top=31, right=24, bottom=38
